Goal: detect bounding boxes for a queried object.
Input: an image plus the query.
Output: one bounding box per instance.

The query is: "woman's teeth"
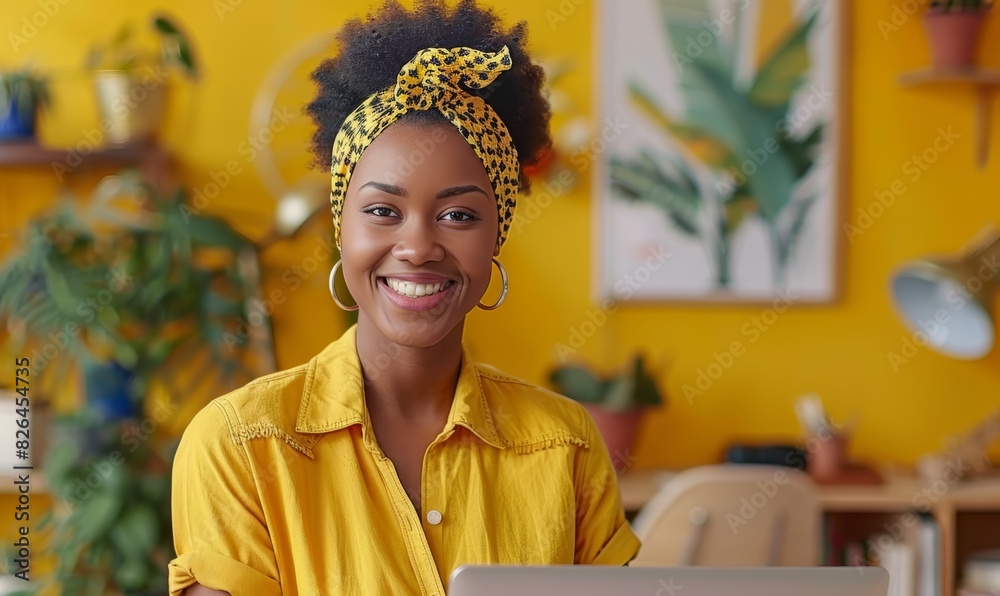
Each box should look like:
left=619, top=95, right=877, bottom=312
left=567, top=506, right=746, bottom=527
left=386, top=278, right=450, bottom=298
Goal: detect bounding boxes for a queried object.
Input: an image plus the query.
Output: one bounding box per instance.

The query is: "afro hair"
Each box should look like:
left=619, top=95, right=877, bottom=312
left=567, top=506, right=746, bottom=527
left=305, top=0, right=551, bottom=193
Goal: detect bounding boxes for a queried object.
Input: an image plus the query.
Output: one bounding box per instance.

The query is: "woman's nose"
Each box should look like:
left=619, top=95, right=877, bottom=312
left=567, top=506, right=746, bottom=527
left=390, top=218, right=446, bottom=264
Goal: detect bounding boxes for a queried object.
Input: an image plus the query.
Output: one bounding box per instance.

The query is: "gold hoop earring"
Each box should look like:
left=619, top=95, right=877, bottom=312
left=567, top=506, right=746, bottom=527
left=477, top=257, right=508, bottom=311
left=329, top=259, right=359, bottom=311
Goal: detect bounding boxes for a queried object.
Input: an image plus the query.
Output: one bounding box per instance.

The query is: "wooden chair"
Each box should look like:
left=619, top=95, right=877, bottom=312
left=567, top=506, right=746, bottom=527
left=630, top=464, right=821, bottom=566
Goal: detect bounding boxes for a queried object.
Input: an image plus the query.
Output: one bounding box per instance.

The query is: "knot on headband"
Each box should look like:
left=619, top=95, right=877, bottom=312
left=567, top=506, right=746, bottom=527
left=394, top=46, right=511, bottom=108
left=330, top=46, right=520, bottom=256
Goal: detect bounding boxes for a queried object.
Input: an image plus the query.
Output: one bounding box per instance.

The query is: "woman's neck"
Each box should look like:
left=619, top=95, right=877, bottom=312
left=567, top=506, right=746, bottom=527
left=354, top=314, right=464, bottom=421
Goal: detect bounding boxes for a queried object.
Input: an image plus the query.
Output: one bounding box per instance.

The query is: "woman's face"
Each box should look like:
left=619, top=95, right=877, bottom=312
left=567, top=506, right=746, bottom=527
left=339, top=121, right=499, bottom=348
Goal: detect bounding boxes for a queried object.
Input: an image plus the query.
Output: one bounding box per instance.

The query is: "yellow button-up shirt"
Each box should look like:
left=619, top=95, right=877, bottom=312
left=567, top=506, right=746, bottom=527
left=168, top=325, right=640, bottom=595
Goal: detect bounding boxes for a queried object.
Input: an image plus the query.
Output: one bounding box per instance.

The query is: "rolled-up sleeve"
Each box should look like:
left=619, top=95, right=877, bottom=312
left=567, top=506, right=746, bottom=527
left=573, top=409, right=642, bottom=566
left=169, top=400, right=281, bottom=596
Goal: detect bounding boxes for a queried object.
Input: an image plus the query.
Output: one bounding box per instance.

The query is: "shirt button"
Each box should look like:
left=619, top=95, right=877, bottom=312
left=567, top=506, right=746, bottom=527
left=426, top=510, right=443, bottom=525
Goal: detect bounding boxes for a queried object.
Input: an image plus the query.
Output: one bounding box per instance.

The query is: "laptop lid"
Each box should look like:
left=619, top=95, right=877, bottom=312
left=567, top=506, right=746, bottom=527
left=448, top=565, right=889, bottom=596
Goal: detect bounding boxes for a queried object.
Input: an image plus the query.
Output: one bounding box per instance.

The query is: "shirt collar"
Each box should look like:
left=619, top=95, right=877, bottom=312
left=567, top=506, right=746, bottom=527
left=295, top=325, right=505, bottom=449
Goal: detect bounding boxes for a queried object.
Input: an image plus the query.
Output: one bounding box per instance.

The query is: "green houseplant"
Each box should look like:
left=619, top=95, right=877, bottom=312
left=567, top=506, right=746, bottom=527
left=0, top=67, right=51, bottom=140
left=924, top=0, right=993, bottom=68
left=86, top=14, right=198, bottom=144
left=0, top=172, right=266, bottom=594
left=550, top=355, right=664, bottom=473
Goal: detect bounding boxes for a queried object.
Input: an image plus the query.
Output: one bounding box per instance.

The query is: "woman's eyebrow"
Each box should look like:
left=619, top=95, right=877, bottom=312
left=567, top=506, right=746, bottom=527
left=356, top=182, right=487, bottom=199
left=358, top=181, right=408, bottom=197
left=436, top=185, right=489, bottom=199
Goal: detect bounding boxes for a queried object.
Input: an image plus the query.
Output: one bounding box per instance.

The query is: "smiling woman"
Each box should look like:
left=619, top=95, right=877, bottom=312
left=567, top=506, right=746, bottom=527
left=167, top=1, right=640, bottom=595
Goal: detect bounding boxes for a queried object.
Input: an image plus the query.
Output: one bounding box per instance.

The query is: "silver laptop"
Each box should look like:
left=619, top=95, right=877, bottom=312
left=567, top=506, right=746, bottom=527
left=449, top=565, right=889, bottom=596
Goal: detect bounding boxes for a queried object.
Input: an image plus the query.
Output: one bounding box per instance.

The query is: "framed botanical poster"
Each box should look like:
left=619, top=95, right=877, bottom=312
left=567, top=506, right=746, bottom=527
left=595, top=0, right=846, bottom=302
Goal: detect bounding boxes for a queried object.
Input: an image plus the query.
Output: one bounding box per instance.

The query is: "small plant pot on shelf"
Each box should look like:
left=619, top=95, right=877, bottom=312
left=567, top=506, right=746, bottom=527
left=93, top=71, right=168, bottom=144
left=584, top=404, right=645, bottom=473
left=0, top=96, right=36, bottom=140
left=806, top=433, right=847, bottom=482
left=0, top=68, right=50, bottom=141
left=549, top=353, right=665, bottom=475
left=923, top=9, right=990, bottom=69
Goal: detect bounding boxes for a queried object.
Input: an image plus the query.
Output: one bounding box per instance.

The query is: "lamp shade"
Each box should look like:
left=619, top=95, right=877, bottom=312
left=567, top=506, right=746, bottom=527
left=889, top=232, right=1000, bottom=360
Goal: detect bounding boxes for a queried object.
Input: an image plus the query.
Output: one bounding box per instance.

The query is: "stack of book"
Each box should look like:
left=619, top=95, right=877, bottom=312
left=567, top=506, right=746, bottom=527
left=824, top=513, right=941, bottom=596
left=960, top=549, right=1000, bottom=595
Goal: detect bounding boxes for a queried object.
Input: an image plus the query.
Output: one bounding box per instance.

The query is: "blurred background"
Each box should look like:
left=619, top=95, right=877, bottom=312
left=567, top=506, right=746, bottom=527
left=0, top=0, right=999, bottom=593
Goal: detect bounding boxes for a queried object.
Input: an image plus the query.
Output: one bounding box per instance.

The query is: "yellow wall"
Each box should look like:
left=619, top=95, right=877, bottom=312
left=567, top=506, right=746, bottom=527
left=2, top=0, right=999, bottom=479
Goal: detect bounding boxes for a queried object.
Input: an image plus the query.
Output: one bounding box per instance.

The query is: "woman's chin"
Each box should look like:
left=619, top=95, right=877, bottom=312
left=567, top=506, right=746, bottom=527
left=363, top=309, right=463, bottom=349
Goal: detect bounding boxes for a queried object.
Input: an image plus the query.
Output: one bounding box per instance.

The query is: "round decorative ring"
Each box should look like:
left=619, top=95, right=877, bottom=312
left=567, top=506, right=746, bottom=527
left=329, top=259, right=359, bottom=311
left=477, top=257, right=508, bottom=311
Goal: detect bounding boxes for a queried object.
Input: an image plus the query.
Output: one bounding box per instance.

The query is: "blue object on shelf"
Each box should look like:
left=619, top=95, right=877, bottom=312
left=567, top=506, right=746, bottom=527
left=0, top=94, right=36, bottom=139
left=83, top=360, right=138, bottom=421
left=725, top=444, right=807, bottom=469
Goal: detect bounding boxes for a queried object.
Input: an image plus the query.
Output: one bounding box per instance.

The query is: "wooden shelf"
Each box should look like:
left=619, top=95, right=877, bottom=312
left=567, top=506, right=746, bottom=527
left=620, top=468, right=1000, bottom=596
left=898, top=68, right=1000, bottom=169
left=0, top=138, right=161, bottom=168
left=0, top=137, right=172, bottom=188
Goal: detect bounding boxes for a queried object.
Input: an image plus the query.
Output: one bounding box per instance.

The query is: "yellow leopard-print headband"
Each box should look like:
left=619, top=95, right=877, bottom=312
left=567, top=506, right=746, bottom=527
left=329, top=45, right=520, bottom=256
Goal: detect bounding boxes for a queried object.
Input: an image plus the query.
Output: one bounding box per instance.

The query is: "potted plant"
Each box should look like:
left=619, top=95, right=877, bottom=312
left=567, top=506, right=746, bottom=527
left=86, top=15, right=197, bottom=144
left=549, top=354, right=664, bottom=473
left=924, top=0, right=993, bottom=69
left=0, top=172, right=265, bottom=593
left=0, top=67, right=51, bottom=140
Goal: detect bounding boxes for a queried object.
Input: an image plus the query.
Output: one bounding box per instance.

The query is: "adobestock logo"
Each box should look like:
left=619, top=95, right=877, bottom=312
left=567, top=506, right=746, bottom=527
left=844, top=126, right=959, bottom=245
left=180, top=105, right=297, bottom=221
left=24, top=268, right=133, bottom=372
left=877, top=0, right=933, bottom=41
left=513, top=115, right=629, bottom=238
left=655, top=577, right=682, bottom=596
left=715, top=84, right=833, bottom=195
left=670, top=0, right=752, bottom=73
left=545, top=0, right=586, bottom=30
left=7, top=0, right=72, bottom=54
left=683, top=289, right=799, bottom=404
left=725, top=469, right=792, bottom=533
left=51, top=64, right=173, bottom=182
left=554, top=245, right=669, bottom=362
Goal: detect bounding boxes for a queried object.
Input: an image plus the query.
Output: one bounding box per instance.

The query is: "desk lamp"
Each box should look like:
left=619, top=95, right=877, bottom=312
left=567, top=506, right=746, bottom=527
left=889, top=229, right=1000, bottom=360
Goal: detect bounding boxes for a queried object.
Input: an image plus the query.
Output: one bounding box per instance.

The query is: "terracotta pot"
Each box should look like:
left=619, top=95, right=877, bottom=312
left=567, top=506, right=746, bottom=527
left=584, top=404, right=644, bottom=473
left=923, top=10, right=989, bottom=69
left=807, top=434, right=847, bottom=481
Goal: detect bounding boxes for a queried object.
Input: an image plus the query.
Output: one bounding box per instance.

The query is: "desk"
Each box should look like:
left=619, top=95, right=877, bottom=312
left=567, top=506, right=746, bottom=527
left=619, top=469, right=1000, bottom=596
